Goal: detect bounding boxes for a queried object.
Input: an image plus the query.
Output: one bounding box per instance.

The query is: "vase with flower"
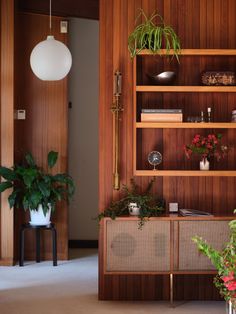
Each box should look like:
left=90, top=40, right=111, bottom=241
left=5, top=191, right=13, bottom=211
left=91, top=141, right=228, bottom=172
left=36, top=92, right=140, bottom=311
left=183, top=133, right=228, bottom=170
left=192, top=211, right=236, bottom=313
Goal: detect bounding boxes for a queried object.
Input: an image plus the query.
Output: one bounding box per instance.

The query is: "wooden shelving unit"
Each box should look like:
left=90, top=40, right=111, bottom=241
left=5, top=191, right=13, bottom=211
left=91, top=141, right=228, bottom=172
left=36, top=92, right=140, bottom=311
left=138, top=49, right=236, bottom=56
left=136, top=86, right=236, bottom=92
left=134, top=170, right=236, bottom=177
left=133, top=49, right=236, bottom=177
left=136, top=122, right=236, bottom=129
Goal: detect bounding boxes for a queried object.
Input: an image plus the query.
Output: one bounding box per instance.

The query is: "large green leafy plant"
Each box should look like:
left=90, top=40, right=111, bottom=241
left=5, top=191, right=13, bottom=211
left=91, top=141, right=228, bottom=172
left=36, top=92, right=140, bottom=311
left=128, top=9, right=181, bottom=61
left=192, top=212, right=236, bottom=308
left=0, top=151, right=75, bottom=215
left=97, top=178, right=165, bottom=228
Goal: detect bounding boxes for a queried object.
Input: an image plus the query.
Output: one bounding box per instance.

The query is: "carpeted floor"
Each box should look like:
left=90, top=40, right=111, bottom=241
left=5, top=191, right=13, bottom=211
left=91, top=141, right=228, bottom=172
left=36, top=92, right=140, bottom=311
left=0, top=249, right=225, bottom=314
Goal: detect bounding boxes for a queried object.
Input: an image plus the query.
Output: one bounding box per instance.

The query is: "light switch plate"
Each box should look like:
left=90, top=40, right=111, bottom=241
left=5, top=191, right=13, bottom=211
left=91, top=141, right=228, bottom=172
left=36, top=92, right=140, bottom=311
left=60, top=21, right=68, bottom=33
left=15, top=109, right=26, bottom=120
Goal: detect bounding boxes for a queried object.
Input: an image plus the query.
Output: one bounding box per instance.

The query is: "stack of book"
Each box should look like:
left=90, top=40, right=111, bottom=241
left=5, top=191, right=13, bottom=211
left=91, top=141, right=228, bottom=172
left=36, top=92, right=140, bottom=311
left=141, top=109, right=183, bottom=122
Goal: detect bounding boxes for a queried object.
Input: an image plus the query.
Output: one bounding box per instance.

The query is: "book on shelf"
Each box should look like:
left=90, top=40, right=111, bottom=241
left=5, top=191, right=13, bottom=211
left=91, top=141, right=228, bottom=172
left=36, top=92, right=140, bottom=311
left=179, top=209, right=213, bottom=217
left=142, top=109, right=182, bottom=113
left=141, top=112, right=183, bottom=122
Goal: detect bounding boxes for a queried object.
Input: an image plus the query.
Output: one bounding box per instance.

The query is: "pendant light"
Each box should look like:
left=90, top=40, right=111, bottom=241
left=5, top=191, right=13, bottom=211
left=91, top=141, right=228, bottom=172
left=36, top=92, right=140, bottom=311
left=30, top=0, right=72, bottom=81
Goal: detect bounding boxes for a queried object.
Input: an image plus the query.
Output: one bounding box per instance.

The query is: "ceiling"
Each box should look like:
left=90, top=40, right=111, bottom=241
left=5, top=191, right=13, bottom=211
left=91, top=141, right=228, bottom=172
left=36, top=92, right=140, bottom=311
left=18, top=0, right=99, bottom=20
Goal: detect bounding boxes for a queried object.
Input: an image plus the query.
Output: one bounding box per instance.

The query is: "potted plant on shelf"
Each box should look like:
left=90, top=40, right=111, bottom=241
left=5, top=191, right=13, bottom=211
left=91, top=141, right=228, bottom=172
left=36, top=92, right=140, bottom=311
left=0, top=151, right=75, bottom=225
left=192, top=212, right=236, bottom=313
left=183, top=133, right=229, bottom=170
left=128, top=9, right=181, bottom=61
left=97, top=178, right=165, bottom=229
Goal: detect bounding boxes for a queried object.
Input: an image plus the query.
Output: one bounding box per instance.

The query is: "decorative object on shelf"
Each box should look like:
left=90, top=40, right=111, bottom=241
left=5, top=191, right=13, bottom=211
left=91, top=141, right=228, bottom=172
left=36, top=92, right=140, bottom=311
left=192, top=210, right=236, bottom=311
left=0, top=151, right=75, bottom=225
left=183, top=133, right=229, bottom=170
left=30, top=0, right=72, bottom=80
left=201, top=71, right=235, bottom=86
left=199, top=158, right=210, bottom=171
left=207, top=107, right=212, bottom=122
left=141, top=108, right=182, bottom=122
left=128, top=202, right=141, bottom=216
left=128, top=9, right=181, bottom=61
left=111, top=70, right=123, bottom=190
left=148, top=151, right=162, bottom=170
left=96, top=178, right=165, bottom=229
left=200, top=110, right=205, bottom=123
left=147, top=71, right=176, bottom=85
left=232, top=110, right=236, bottom=122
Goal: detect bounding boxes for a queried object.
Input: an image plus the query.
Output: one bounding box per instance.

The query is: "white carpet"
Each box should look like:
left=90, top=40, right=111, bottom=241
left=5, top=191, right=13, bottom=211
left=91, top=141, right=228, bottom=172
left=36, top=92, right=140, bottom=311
left=0, top=249, right=225, bottom=314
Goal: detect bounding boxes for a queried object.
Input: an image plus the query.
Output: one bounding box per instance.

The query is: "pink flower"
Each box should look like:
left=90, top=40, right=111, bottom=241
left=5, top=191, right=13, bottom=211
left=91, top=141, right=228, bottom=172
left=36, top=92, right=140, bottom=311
left=222, top=272, right=235, bottom=283
left=225, top=281, right=236, bottom=291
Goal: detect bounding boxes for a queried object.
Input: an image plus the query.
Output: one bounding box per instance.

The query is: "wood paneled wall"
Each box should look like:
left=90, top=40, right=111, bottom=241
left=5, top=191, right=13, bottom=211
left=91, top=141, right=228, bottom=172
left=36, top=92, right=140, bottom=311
left=99, top=0, right=236, bottom=300
left=14, top=12, right=69, bottom=260
left=0, top=0, right=14, bottom=266
left=18, top=0, right=99, bottom=20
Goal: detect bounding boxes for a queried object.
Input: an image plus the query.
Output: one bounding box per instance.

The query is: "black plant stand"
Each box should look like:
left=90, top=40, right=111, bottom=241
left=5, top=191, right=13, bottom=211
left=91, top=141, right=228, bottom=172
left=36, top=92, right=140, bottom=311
left=19, top=223, right=57, bottom=266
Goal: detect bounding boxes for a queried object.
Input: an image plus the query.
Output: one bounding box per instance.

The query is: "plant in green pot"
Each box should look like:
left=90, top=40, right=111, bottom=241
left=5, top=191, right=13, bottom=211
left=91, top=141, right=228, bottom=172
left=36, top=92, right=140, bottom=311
left=128, top=9, right=181, bottom=61
left=0, top=151, right=75, bottom=226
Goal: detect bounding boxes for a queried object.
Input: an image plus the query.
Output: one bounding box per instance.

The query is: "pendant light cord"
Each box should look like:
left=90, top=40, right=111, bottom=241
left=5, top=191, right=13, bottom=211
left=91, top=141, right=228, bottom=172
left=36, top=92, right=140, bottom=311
left=49, top=0, right=52, bottom=33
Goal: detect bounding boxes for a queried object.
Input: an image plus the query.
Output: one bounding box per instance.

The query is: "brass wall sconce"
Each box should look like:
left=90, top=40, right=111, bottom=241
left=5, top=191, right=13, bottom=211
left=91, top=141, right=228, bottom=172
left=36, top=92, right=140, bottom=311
left=111, top=70, right=123, bottom=190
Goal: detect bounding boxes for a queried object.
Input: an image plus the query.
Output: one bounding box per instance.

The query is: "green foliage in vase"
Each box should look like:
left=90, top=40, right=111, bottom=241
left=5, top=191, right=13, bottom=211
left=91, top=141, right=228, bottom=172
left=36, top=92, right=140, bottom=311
left=0, top=151, right=75, bottom=215
left=192, top=211, right=236, bottom=308
left=97, top=178, right=165, bottom=229
left=128, top=9, right=181, bottom=61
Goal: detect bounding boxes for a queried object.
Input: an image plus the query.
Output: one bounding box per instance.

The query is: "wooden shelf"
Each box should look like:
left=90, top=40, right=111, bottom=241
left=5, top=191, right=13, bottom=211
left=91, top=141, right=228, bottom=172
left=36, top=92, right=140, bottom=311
left=136, top=122, right=236, bottom=128
left=134, top=170, right=236, bottom=177
left=136, top=85, right=236, bottom=92
left=137, top=49, right=236, bottom=56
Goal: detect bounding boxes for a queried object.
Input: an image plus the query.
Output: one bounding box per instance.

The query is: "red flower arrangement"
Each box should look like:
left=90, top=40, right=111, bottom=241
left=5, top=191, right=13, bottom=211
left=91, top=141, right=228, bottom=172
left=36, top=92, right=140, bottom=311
left=183, top=133, right=228, bottom=161
left=193, top=214, right=236, bottom=309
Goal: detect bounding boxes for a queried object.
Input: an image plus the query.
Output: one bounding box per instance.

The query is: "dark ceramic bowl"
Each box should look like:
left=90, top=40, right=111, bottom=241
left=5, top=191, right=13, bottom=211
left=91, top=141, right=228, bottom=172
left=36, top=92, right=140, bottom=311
left=147, top=71, right=176, bottom=85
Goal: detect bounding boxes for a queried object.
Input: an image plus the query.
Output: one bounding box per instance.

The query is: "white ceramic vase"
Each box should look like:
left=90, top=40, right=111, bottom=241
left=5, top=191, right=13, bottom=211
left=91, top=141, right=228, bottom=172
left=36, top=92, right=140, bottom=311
left=226, top=300, right=236, bottom=314
left=200, top=158, right=210, bottom=170
left=29, top=204, right=51, bottom=226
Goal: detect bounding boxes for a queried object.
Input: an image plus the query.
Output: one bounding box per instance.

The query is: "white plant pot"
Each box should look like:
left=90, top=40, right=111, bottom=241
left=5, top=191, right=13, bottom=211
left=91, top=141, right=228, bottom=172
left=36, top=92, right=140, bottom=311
left=128, top=202, right=140, bottom=216
left=29, top=204, right=51, bottom=226
left=200, top=158, right=210, bottom=170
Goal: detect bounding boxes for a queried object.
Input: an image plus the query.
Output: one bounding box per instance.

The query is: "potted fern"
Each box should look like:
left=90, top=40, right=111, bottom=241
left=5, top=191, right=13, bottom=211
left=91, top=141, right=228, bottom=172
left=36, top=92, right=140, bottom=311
left=97, top=178, right=165, bottom=229
left=128, top=9, right=181, bottom=61
left=0, top=151, right=75, bottom=225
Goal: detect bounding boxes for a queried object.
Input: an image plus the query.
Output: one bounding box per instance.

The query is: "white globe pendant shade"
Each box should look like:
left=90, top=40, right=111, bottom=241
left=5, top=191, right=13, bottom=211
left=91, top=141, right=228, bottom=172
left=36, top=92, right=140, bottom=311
left=30, top=35, right=72, bottom=81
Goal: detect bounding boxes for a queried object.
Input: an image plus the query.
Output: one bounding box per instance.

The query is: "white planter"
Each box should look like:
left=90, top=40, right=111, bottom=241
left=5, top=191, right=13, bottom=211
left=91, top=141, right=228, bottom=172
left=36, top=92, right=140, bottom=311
left=29, top=204, right=51, bottom=226
left=128, top=202, right=140, bottom=216
left=200, top=158, right=210, bottom=170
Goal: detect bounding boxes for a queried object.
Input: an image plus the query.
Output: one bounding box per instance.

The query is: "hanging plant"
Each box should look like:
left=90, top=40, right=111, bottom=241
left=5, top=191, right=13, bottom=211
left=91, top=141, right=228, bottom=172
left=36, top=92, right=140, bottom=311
left=128, top=9, right=181, bottom=61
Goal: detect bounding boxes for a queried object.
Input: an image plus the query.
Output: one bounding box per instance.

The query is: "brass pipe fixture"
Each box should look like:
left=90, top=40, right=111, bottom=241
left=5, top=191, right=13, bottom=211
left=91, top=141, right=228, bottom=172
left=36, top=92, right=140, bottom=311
left=111, top=70, right=123, bottom=190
